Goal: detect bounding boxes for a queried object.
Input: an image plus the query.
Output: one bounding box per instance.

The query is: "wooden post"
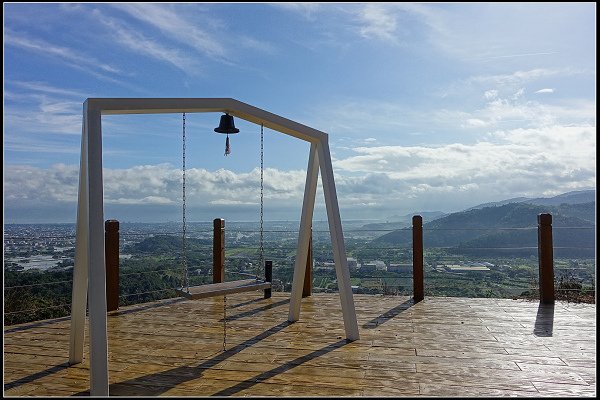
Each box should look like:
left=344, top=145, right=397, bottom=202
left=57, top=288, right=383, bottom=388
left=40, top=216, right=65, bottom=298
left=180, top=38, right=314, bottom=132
left=538, top=213, right=555, bottom=304
left=302, top=229, right=313, bottom=297
left=264, top=260, right=272, bottom=299
left=412, top=215, right=424, bottom=302
left=213, top=218, right=225, bottom=284
left=104, top=220, right=119, bottom=312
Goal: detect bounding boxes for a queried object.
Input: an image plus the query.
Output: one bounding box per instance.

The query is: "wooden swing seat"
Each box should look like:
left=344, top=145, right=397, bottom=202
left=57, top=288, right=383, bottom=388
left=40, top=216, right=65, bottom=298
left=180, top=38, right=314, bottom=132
left=176, top=279, right=271, bottom=300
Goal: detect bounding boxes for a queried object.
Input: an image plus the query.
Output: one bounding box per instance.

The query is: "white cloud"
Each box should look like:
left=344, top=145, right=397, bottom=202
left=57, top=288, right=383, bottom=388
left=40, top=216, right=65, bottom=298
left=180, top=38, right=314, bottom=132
left=12, top=81, right=89, bottom=98
left=4, top=95, right=82, bottom=136
left=484, top=90, right=499, bottom=100
left=535, top=88, right=555, bottom=94
left=358, top=4, right=398, bottom=42
left=314, top=91, right=595, bottom=153
left=512, top=88, right=525, bottom=99
left=438, top=68, right=587, bottom=100
left=468, top=69, right=564, bottom=88
left=391, top=3, right=593, bottom=67
left=5, top=164, right=307, bottom=209
left=471, top=51, right=557, bottom=61
left=4, top=28, right=124, bottom=81
left=111, top=3, right=228, bottom=62
left=4, top=118, right=596, bottom=222
left=111, top=3, right=275, bottom=64
left=333, top=123, right=596, bottom=202
left=93, top=9, right=203, bottom=75
left=210, top=199, right=256, bottom=206
left=4, top=136, right=80, bottom=155
left=450, top=92, right=595, bottom=132
left=272, top=3, right=322, bottom=19
left=4, top=164, right=80, bottom=204
left=112, top=196, right=174, bottom=205
left=237, top=36, right=277, bottom=55
left=465, top=118, right=488, bottom=128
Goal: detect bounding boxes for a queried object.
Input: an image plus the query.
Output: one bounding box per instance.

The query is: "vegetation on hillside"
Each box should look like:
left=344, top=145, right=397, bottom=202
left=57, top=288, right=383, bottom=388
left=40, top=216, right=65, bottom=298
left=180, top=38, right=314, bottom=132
left=4, top=231, right=595, bottom=326
left=374, top=202, right=595, bottom=257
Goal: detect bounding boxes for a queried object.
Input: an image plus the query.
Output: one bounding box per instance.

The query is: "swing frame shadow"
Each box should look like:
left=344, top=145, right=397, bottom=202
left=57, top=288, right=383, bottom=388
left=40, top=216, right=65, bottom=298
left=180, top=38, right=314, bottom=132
left=6, top=292, right=596, bottom=397
left=69, top=98, right=360, bottom=396
left=80, top=321, right=348, bottom=397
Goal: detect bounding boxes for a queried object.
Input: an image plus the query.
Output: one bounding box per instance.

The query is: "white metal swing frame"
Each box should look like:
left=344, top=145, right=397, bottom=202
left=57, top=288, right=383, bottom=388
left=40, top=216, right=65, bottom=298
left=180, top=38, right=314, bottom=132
left=69, top=98, right=360, bottom=396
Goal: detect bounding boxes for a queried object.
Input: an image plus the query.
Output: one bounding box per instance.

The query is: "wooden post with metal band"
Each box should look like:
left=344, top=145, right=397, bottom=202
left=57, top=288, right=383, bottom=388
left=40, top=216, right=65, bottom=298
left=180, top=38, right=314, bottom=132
left=412, top=215, right=424, bottom=302
left=538, top=213, right=555, bottom=304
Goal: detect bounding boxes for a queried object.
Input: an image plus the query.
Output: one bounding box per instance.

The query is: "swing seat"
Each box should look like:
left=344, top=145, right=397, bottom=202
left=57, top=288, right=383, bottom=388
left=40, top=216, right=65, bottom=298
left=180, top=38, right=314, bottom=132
left=176, top=279, right=271, bottom=300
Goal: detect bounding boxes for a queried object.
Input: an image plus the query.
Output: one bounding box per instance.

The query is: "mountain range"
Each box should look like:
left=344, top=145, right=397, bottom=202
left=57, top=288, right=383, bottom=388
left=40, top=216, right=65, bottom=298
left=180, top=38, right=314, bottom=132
left=465, top=189, right=596, bottom=210
left=373, top=190, right=596, bottom=258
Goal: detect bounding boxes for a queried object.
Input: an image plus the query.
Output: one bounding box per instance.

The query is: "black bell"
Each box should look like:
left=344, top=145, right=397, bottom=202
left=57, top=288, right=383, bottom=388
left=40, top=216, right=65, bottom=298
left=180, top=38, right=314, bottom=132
left=214, top=113, right=239, bottom=134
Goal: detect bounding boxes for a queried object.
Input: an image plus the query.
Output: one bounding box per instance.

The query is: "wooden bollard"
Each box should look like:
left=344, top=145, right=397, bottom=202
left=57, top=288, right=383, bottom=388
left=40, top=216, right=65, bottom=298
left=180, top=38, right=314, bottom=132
left=105, top=220, right=119, bottom=312
left=213, top=218, right=225, bottom=283
left=264, top=260, right=272, bottom=299
left=412, top=215, right=424, bottom=302
left=538, top=213, right=555, bottom=304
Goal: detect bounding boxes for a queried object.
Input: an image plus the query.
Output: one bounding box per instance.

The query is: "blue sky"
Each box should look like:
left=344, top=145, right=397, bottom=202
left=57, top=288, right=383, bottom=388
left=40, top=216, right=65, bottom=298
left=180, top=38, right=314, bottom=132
left=3, top=3, right=596, bottom=223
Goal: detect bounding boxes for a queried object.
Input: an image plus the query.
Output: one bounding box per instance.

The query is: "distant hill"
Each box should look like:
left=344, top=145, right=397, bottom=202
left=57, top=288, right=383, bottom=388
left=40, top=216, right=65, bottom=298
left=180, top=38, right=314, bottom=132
left=384, top=211, right=447, bottom=223
left=361, top=211, right=447, bottom=230
left=527, top=190, right=596, bottom=207
left=465, top=197, right=531, bottom=211
left=374, top=202, right=595, bottom=257
left=126, top=235, right=211, bottom=254
left=554, top=201, right=596, bottom=223
left=467, top=189, right=595, bottom=211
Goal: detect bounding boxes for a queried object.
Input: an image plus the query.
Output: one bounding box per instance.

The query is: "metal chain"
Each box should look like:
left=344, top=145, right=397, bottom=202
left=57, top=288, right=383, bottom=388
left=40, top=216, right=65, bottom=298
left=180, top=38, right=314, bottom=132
left=258, top=123, right=264, bottom=281
left=222, top=295, right=227, bottom=351
left=181, top=113, right=189, bottom=292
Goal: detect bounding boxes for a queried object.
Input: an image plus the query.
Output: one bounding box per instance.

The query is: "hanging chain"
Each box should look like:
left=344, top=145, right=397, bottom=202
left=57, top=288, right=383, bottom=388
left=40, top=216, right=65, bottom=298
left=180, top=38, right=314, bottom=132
left=181, top=113, right=189, bottom=292
left=258, top=124, right=264, bottom=281
left=222, top=295, right=227, bottom=351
